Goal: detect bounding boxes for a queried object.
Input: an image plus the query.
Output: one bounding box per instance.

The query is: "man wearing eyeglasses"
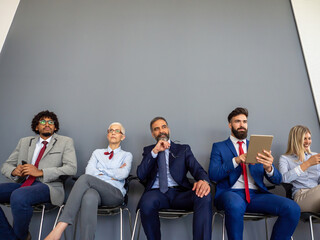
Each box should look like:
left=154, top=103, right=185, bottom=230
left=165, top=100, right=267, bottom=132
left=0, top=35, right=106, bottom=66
left=0, top=110, right=77, bottom=240
left=137, top=117, right=212, bottom=240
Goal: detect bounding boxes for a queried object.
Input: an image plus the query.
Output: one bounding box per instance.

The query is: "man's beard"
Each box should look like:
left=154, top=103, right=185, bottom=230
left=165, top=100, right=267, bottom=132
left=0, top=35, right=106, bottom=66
left=42, top=132, right=53, bottom=137
left=156, top=132, right=170, bottom=142
left=231, top=126, right=247, bottom=139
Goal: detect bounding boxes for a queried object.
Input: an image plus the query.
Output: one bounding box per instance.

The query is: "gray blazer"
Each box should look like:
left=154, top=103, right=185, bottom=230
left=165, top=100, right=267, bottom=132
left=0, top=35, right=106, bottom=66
left=1, top=133, right=77, bottom=206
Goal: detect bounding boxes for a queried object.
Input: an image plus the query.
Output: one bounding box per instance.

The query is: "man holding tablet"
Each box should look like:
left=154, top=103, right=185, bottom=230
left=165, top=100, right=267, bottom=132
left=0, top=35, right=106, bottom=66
left=208, top=107, right=300, bottom=240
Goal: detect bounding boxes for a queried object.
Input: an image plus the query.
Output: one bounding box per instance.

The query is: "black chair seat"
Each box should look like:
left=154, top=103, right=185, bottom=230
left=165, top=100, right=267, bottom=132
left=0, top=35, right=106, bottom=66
left=97, top=204, right=127, bottom=216
left=300, top=212, right=320, bottom=223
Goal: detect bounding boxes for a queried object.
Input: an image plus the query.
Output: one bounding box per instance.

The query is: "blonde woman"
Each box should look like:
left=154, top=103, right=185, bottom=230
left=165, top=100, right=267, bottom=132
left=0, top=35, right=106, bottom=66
left=45, top=122, right=132, bottom=240
left=279, top=125, right=320, bottom=212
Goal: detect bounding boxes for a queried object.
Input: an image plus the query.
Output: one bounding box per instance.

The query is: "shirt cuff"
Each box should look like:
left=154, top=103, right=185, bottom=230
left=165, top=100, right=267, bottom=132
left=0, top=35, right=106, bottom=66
left=265, top=166, right=274, bottom=177
left=10, top=175, right=19, bottom=181
left=232, top=157, right=239, bottom=168
left=151, top=151, right=158, bottom=158
left=295, top=165, right=304, bottom=176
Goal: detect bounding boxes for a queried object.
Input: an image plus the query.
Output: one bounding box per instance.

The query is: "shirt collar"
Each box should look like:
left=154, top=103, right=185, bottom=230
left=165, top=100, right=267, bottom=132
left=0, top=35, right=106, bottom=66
left=230, top=135, right=246, bottom=145
left=107, top=145, right=122, bottom=154
left=38, top=136, right=52, bottom=144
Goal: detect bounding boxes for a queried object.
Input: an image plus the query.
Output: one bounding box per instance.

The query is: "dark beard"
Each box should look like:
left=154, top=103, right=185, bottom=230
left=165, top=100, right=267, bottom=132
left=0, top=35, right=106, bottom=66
left=156, top=132, right=169, bottom=142
left=231, top=126, right=247, bottom=139
left=42, top=132, right=53, bottom=137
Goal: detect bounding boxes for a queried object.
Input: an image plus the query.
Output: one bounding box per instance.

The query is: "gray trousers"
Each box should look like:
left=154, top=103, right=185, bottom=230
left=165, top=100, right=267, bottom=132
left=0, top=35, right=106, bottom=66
left=59, top=174, right=123, bottom=240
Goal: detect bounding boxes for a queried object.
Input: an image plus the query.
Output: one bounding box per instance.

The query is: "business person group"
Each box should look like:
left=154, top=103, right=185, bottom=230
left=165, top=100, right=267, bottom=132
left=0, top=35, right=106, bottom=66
left=1, top=107, right=319, bottom=240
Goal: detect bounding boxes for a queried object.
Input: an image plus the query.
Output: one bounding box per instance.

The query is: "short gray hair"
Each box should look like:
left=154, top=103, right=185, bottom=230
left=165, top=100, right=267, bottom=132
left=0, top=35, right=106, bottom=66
left=108, top=122, right=125, bottom=135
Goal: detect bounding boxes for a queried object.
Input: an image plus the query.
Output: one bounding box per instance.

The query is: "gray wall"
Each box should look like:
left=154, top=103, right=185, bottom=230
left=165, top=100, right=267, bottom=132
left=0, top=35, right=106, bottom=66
left=0, top=0, right=319, bottom=239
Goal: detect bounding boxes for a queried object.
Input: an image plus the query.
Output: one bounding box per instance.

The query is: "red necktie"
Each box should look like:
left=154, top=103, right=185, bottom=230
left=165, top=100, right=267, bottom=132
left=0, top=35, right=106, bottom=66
left=238, top=141, right=250, bottom=203
left=104, top=151, right=114, bottom=159
left=21, top=141, right=48, bottom=187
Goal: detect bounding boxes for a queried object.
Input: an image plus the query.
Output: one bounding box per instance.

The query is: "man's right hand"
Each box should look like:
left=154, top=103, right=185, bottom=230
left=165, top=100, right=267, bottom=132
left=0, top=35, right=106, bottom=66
left=11, top=164, right=24, bottom=177
left=235, top=153, right=247, bottom=164
left=152, top=139, right=170, bottom=154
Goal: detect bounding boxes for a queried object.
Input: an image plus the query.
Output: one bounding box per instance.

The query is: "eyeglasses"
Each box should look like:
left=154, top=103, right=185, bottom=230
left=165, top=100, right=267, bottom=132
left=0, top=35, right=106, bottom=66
left=108, top=129, right=122, bottom=134
left=39, top=120, right=55, bottom=125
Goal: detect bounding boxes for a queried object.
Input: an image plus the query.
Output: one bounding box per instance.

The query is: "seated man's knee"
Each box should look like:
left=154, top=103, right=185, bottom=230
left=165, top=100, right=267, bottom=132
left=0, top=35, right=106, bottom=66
left=10, top=189, right=28, bottom=207
left=139, top=195, right=161, bottom=215
left=218, top=193, right=246, bottom=216
left=195, top=192, right=212, bottom=206
left=280, top=199, right=301, bottom=220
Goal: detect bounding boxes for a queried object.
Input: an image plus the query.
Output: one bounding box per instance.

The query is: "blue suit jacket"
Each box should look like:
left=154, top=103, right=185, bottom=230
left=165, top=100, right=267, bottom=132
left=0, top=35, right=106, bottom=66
left=137, top=141, right=210, bottom=191
left=208, top=138, right=282, bottom=200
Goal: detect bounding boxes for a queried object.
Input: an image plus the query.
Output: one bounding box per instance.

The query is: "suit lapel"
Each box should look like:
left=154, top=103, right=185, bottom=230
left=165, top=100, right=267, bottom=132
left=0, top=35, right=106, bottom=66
left=28, top=137, right=38, bottom=163
left=226, top=138, right=237, bottom=157
left=169, top=141, right=177, bottom=166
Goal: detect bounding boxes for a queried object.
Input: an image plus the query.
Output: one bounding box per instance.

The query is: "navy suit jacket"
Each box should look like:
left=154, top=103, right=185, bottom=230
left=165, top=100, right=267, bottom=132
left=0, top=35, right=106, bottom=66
left=137, top=141, right=210, bottom=192
left=208, top=138, right=282, bottom=200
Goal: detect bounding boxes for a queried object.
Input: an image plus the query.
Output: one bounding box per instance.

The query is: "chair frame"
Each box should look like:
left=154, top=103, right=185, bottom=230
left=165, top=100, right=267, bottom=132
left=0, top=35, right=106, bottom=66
left=282, top=182, right=320, bottom=240
left=130, top=177, right=196, bottom=240
left=212, top=209, right=276, bottom=240
left=3, top=201, right=60, bottom=240
left=211, top=181, right=277, bottom=240
left=67, top=175, right=135, bottom=240
left=131, top=208, right=194, bottom=240
left=1, top=176, right=69, bottom=240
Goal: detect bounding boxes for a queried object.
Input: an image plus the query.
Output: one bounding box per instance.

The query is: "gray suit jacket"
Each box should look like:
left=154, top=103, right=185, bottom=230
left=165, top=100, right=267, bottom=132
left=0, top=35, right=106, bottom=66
left=1, top=133, right=77, bottom=206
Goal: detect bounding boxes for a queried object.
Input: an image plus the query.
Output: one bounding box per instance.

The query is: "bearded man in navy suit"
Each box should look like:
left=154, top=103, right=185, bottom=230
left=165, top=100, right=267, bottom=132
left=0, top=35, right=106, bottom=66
left=209, top=107, right=300, bottom=240
left=137, top=117, right=212, bottom=240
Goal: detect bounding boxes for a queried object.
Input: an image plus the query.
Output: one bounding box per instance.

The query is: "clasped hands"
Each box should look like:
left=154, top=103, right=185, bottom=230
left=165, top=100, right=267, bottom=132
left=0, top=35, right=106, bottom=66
left=235, top=150, right=274, bottom=173
left=12, top=164, right=43, bottom=177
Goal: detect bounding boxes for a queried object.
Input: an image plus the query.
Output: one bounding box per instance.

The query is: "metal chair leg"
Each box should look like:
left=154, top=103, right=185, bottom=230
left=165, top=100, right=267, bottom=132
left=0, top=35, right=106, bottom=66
left=309, top=215, right=315, bottom=240
left=38, top=204, right=45, bottom=240
left=53, top=205, right=64, bottom=228
left=211, top=213, right=216, bottom=240
left=222, top=214, right=225, bottom=240
left=131, top=209, right=140, bottom=240
left=123, top=208, right=133, bottom=236
left=126, top=208, right=133, bottom=235
left=264, top=218, right=268, bottom=240
left=120, top=208, right=123, bottom=240
left=137, top=215, right=142, bottom=240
